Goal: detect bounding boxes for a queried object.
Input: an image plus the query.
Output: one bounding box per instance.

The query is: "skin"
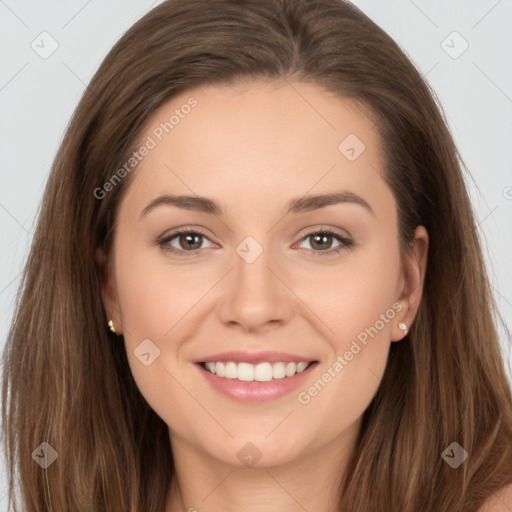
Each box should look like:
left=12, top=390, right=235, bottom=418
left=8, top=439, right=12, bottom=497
left=100, top=79, right=429, bottom=512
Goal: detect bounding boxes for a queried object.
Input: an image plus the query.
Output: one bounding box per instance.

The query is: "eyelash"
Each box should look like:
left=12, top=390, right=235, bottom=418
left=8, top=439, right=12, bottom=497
left=157, top=227, right=354, bottom=257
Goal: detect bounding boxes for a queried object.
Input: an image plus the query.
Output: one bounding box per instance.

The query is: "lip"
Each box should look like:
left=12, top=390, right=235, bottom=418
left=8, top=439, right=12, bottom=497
left=194, top=350, right=316, bottom=365
left=195, top=360, right=318, bottom=403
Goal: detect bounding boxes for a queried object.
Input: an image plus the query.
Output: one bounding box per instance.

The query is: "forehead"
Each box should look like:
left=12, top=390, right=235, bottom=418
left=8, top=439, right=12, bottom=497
left=119, top=80, right=393, bottom=223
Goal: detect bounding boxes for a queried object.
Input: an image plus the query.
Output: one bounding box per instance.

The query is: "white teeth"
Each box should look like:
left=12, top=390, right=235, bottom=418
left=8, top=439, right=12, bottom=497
left=205, top=362, right=216, bottom=374
left=254, top=362, right=273, bottom=382
left=272, top=362, right=286, bottom=379
left=285, top=362, right=296, bottom=377
left=237, top=362, right=254, bottom=382
left=224, top=362, right=238, bottom=379
left=296, top=362, right=308, bottom=373
left=203, top=361, right=312, bottom=381
left=216, top=362, right=225, bottom=377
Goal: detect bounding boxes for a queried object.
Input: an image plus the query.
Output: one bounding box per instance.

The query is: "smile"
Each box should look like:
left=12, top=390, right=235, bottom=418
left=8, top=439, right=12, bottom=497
left=195, top=358, right=318, bottom=403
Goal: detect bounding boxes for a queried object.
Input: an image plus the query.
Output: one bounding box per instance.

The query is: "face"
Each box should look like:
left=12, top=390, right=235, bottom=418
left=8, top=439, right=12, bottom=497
left=101, top=80, right=428, bottom=468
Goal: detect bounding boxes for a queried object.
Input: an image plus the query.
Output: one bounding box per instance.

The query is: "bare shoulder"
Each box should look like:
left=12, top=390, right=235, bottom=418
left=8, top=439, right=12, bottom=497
left=477, top=482, right=512, bottom=511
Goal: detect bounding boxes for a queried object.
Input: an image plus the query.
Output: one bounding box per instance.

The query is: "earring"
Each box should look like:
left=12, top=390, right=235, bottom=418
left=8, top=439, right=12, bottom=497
left=398, top=321, right=408, bottom=335
left=107, top=319, right=116, bottom=334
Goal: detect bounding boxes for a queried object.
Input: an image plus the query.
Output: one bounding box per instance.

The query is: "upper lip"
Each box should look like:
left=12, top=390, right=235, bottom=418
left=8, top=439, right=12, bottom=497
left=194, top=351, right=317, bottom=365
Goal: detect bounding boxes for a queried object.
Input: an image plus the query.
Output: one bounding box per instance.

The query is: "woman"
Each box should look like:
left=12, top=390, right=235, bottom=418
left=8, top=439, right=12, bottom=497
left=2, top=0, right=512, bottom=511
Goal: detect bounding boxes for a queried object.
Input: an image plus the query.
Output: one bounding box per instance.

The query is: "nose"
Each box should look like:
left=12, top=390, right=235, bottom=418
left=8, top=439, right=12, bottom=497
left=217, top=238, right=293, bottom=333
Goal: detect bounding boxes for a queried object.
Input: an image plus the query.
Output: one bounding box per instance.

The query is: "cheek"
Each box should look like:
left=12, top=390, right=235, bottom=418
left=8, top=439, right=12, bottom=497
left=112, top=244, right=202, bottom=426
left=292, top=238, right=401, bottom=419
left=114, top=243, right=206, bottom=339
left=296, top=236, right=401, bottom=353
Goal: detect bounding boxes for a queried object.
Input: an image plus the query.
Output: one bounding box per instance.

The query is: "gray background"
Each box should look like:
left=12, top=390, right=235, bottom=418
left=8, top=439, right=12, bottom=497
left=1, top=0, right=511, bottom=507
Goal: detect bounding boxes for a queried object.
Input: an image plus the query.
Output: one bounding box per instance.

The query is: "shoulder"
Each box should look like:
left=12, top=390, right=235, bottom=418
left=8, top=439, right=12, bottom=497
left=477, top=482, right=512, bottom=511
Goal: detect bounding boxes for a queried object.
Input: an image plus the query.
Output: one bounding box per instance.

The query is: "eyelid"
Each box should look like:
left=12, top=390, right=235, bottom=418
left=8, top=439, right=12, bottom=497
left=294, top=224, right=351, bottom=241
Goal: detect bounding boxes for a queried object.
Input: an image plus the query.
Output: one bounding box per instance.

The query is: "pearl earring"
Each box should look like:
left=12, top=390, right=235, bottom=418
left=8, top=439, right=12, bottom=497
left=398, top=321, right=408, bottom=335
left=107, top=319, right=116, bottom=334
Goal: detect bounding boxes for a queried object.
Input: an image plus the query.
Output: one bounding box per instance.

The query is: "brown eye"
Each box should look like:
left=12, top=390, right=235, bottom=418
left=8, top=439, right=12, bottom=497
left=309, top=233, right=336, bottom=251
left=159, top=229, right=216, bottom=255
left=177, top=232, right=203, bottom=250
left=296, top=229, right=354, bottom=256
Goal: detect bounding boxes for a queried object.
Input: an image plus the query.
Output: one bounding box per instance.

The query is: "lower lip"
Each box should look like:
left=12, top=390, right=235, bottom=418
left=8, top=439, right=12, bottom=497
left=195, top=362, right=317, bottom=403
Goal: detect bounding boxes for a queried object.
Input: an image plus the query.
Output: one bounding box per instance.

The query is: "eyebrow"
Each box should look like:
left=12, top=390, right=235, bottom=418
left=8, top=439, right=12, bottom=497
left=140, top=190, right=375, bottom=219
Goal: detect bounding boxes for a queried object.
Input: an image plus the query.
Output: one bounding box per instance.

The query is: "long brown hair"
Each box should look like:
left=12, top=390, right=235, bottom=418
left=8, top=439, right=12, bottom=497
left=2, top=1, right=511, bottom=510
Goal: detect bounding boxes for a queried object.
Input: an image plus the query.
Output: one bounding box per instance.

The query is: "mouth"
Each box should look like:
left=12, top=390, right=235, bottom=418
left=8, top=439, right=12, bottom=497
left=194, top=356, right=319, bottom=403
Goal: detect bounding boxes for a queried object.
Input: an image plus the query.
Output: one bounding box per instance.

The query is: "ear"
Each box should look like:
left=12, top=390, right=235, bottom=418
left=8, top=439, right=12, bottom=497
left=392, top=225, right=429, bottom=342
left=95, top=248, right=123, bottom=335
